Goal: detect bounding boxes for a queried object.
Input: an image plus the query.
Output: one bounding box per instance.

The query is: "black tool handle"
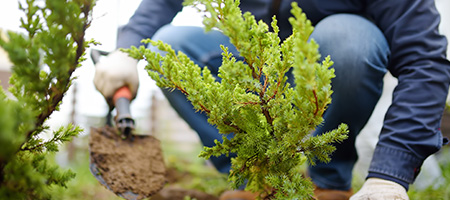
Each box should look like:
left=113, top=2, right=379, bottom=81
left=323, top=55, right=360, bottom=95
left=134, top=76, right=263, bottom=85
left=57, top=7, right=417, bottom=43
left=114, top=86, right=135, bottom=137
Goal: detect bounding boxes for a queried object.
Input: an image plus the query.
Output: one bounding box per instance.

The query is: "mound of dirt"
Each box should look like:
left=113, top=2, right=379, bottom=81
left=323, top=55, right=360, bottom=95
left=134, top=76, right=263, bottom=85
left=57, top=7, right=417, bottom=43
left=89, top=126, right=167, bottom=200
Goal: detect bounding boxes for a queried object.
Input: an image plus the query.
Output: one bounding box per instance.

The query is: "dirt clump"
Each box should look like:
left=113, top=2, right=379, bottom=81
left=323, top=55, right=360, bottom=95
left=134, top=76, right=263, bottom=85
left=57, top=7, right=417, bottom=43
left=89, top=126, right=167, bottom=199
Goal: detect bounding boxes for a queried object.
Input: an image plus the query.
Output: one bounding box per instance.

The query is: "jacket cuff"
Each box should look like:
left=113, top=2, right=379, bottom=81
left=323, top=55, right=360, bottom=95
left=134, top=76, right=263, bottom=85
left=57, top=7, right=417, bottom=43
left=367, top=146, right=423, bottom=190
left=367, top=172, right=409, bottom=190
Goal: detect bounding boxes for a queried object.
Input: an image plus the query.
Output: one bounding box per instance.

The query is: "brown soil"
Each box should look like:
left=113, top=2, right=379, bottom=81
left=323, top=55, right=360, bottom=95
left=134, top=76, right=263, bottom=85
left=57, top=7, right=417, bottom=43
left=89, top=126, right=167, bottom=199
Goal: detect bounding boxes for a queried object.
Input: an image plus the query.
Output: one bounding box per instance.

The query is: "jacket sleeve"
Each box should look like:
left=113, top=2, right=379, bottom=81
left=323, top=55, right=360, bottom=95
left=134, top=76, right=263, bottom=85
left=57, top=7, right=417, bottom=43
left=365, top=0, right=450, bottom=187
left=116, top=0, right=184, bottom=49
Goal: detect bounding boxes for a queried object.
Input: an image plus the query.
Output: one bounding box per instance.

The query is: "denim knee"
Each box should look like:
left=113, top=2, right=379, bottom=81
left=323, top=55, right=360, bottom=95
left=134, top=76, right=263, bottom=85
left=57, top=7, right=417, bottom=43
left=152, top=25, right=198, bottom=50
left=150, top=25, right=237, bottom=71
left=310, top=14, right=390, bottom=91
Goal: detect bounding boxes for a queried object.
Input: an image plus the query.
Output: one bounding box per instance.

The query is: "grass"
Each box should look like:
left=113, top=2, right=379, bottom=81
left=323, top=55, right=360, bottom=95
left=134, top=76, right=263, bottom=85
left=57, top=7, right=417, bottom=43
left=162, top=140, right=230, bottom=196
left=48, top=136, right=121, bottom=200
left=408, top=147, right=450, bottom=200
left=47, top=131, right=450, bottom=199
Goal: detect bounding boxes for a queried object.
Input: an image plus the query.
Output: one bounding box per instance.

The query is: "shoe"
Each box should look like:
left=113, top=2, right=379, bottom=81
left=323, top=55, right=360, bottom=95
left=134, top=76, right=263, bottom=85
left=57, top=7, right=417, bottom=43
left=314, top=187, right=353, bottom=200
left=219, top=190, right=259, bottom=200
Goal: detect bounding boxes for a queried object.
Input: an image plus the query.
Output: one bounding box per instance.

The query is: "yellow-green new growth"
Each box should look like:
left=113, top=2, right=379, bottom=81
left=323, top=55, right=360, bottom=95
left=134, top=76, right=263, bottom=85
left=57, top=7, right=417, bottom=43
left=125, top=0, right=348, bottom=199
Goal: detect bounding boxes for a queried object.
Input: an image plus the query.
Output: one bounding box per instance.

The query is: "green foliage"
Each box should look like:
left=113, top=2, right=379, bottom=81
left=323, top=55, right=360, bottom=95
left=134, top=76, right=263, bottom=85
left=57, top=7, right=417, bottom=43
left=406, top=147, right=450, bottom=200
left=125, top=0, right=348, bottom=199
left=0, top=0, right=94, bottom=199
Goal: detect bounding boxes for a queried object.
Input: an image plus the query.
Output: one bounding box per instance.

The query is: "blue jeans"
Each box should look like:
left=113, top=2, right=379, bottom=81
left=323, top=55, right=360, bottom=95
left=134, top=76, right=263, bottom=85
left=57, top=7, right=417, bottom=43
left=150, top=14, right=390, bottom=190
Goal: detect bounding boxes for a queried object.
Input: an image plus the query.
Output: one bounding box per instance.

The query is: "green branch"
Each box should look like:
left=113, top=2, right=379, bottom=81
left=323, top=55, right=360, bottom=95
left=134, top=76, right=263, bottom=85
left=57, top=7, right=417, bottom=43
left=0, top=0, right=95, bottom=198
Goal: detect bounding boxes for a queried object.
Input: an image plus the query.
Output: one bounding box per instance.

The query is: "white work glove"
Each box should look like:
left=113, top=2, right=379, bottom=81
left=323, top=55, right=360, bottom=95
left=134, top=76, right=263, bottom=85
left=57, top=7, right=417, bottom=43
left=93, top=50, right=139, bottom=107
left=350, top=178, right=409, bottom=200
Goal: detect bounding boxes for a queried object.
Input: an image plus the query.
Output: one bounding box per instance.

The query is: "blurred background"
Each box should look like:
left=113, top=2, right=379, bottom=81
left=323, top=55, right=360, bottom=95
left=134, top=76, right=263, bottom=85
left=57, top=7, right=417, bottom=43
left=1, top=0, right=450, bottom=199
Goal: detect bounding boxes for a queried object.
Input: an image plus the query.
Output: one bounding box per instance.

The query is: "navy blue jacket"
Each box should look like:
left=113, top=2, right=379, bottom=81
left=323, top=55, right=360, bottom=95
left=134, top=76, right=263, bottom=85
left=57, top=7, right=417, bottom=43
left=117, top=0, right=450, bottom=189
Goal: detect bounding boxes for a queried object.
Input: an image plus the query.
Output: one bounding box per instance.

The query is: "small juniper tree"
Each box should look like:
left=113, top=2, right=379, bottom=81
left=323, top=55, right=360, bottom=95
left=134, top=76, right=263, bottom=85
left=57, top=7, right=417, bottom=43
left=0, top=0, right=95, bottom=199
left=125, top=0, right=348, bottom=199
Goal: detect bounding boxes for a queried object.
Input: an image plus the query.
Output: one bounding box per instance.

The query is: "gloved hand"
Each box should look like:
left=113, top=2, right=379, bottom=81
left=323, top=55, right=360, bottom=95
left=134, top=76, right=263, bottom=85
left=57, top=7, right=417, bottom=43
left=350, top=178, right=409, bottom=200
left=93, top=50, right=139, bottom=108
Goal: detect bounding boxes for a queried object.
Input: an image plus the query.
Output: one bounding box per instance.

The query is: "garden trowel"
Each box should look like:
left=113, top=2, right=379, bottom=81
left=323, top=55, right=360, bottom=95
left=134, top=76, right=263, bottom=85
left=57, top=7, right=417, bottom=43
left=88, top=50, right=167, bottom=200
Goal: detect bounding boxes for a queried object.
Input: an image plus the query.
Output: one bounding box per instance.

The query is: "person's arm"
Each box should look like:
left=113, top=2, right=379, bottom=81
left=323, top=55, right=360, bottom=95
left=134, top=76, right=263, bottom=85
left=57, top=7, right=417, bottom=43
left=365, top=0, right=450, bottom=189
left=94, top=0, right=184, bottom=106
left=117, top=0, right=184, bottom=49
